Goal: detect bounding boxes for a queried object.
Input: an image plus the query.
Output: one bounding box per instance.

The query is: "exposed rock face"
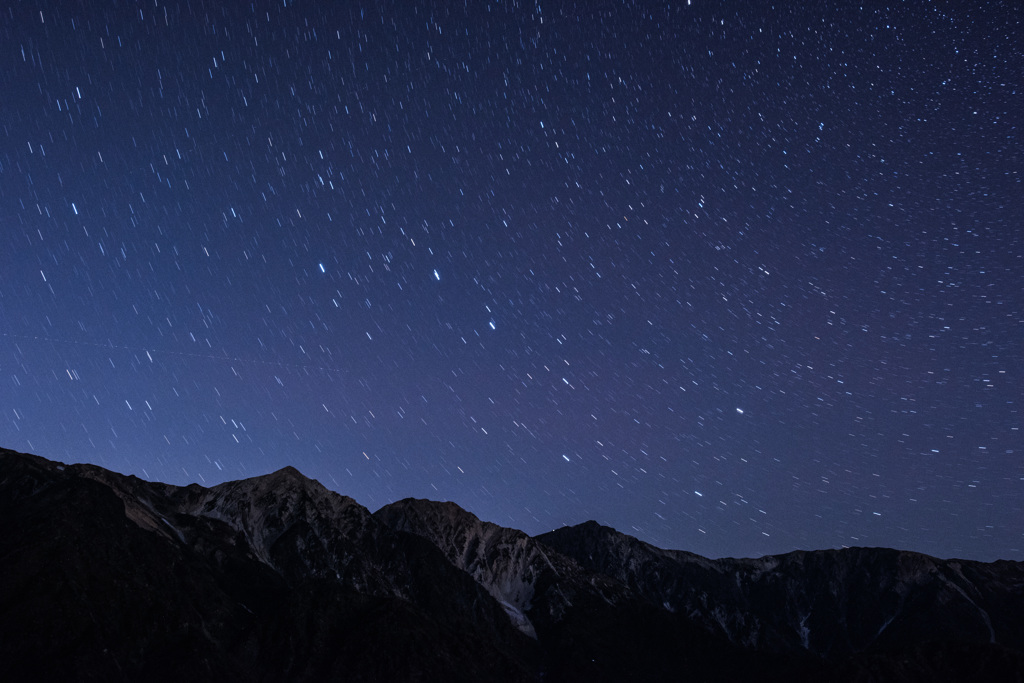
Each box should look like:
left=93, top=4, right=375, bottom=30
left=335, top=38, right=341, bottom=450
left=374, top=498, right=631, bottom=638
left=2, top=447, right=1023, bottom=682
left=0, top=449, right=533, bottom=683
left=539, top=520, right=1024, bottom=663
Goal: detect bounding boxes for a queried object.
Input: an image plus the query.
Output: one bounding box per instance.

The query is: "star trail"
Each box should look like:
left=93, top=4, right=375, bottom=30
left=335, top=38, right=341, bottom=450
left=2, top=1, right=1021, bottom=560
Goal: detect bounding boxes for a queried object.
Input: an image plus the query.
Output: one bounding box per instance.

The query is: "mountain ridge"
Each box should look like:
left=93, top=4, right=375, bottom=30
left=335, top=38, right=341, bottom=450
left=3, top=447, right=1023, bottom=682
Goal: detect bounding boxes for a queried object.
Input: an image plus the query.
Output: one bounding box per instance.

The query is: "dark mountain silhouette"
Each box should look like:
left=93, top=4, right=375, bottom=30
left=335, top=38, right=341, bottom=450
left=2, top=447, right=1022, bottom=682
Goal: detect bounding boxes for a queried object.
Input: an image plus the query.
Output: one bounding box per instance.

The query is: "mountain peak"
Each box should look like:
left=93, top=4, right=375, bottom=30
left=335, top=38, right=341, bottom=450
left=5, top=448, right=1024, bottom=681
left=249, top=464, right=315, bottom=487
left=206, top=463, right=332, bottom=504
left=382, top=497, right=482, bottom=526
left=274, top=464, right=304, bottom=478
left=262, top=464, right=319, bottom=489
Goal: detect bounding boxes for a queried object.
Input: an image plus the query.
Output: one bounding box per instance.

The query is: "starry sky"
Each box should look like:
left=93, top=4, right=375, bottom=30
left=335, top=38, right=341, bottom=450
left=2, top=1, right=1021, bottom=561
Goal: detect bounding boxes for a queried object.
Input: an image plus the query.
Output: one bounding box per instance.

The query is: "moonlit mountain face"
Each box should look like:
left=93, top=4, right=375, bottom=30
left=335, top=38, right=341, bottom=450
left=1, top=2, right=1021, bottom=562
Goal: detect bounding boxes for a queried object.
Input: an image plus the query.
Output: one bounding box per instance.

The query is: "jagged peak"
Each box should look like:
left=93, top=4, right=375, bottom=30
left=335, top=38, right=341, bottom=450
left=539, top=519, right=717, bottom=573
left=204, top=464, right=340, bottom=505
left=224, top=463, right=312, bottom=486
left=544, top=519, right=648, bottom=548
left=272, top=464, right=304, bottom=478
left=376, top=497, right=537, bottom=552
left=380, top=497, right=483, bottom=526
left=573, top=519, right=611, bottom=533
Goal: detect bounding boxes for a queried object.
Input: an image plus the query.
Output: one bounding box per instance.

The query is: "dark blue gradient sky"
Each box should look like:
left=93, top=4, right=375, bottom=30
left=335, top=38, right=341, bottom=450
left=2, top=1, right=1021, bottom=560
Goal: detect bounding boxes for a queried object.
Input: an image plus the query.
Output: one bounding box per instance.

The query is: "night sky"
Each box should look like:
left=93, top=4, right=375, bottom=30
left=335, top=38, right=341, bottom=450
left=2, top=1, right=1021, bottom=561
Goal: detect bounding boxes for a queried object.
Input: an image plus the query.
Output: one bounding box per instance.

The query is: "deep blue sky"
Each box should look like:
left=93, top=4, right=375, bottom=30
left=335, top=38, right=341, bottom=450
left=2, top=1, right=1021, bottom=560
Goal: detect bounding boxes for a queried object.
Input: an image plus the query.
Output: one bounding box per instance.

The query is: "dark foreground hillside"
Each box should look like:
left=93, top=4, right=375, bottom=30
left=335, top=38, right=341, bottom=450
left=2, top=447, right=1022, bottom=682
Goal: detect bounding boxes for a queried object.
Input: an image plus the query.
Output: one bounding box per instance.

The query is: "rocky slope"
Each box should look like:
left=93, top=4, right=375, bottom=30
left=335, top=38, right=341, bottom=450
left=374, top=498, right=632, bottom=638
left=539, top=520, right=1024, bottom=675
left=2, top=447, right=1023, bottom=682
left=0, top=448, right=532, bottom=682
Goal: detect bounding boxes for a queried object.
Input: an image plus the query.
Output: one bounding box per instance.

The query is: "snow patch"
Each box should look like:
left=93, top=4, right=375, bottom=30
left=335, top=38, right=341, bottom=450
left=875, top=613, right=896, bottom=638
left=160, top=516, right=186, bottom=543
left=798, top=613, right=811, bottom=650
left=499, top=600, right=537, bottom=639
left=940, top=572, right=996, bottom=643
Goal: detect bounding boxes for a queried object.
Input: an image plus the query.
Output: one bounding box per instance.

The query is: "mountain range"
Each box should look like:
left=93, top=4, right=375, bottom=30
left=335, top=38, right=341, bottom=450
left=2, top=446, right=1022, bottom=681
